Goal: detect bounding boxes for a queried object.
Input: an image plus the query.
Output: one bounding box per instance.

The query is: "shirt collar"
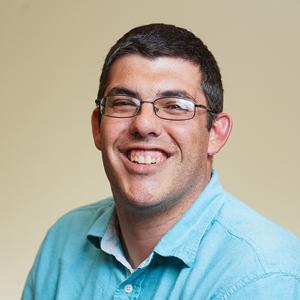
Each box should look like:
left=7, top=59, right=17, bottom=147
left=87, top=202, right=115, bottom=249
left=87, top=170, right=225, bottom=268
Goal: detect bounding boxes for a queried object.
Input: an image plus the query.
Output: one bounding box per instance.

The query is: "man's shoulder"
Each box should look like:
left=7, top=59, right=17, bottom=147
left=214, top=192, right=300, bottom=273
left=42, top=198, right=114, bottom=249
left=201, top=192, right=300, bottom=299
left=53, top=198, right=114, bottom=228
left=22, top=198, right=115, bottom=299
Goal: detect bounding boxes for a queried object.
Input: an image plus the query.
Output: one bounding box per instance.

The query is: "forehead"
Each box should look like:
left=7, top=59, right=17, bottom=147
left=106, top=55, right=203, bottom=99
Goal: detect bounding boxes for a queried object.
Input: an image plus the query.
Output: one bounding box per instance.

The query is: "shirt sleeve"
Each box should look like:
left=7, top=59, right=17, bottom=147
left=218, top=272, right=300, bottom=300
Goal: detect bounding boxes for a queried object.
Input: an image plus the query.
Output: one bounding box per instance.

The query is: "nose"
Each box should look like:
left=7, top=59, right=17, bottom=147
left=128, top=101, right=162, bottom=138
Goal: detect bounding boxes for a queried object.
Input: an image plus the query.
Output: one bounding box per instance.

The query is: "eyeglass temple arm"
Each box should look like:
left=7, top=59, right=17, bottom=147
left=195, top=104, right=216, bottom=114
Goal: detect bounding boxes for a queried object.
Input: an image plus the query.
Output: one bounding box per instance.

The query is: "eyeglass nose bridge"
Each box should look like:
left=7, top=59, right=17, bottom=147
left=135, top=100, right=159, bottom=116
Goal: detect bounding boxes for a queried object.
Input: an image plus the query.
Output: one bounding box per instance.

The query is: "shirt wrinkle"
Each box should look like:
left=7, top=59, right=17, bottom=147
left=213, top=218, right=268, bottom=273
left=215, top=271, right=300, bottom=300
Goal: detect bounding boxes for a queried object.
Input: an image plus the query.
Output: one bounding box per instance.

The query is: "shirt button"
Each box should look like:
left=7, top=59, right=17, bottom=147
left=124, top=284, right=133, bottom=294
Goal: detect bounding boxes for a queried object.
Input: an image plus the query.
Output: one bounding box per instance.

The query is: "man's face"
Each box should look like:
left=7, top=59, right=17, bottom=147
left=93, top=55, right=213, bottom=214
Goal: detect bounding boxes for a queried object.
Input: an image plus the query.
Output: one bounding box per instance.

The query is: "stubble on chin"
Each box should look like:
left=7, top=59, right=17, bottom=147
left=111, top=183, right=196, bottom=219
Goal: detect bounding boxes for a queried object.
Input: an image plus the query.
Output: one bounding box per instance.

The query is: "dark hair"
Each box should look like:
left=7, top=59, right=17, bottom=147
left=97, top=23, right=223, bottom=129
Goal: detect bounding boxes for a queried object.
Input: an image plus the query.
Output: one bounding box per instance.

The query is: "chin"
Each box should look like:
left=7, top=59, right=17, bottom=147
left=114, top=188, right=181, bottom=216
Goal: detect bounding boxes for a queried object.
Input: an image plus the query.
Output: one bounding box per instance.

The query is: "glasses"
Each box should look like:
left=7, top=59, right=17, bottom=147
left=95, top=95, right=215, bottom=121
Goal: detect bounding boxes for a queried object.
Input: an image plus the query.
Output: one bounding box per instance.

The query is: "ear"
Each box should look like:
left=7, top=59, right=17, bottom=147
left=208, top=113, right=233, bottom=156
left=91, top=108, right=102, bottom=151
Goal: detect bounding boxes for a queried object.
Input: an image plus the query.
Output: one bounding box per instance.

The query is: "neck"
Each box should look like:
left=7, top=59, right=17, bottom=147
left=116, top=203, right=184, bottom=268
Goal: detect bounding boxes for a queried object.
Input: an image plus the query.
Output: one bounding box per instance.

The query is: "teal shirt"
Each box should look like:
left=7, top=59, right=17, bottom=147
left=22, top=172, right=300, bottom=299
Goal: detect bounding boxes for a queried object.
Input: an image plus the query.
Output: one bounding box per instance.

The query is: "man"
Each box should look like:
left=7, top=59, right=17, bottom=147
left=22, top=24, right=300, bottom=299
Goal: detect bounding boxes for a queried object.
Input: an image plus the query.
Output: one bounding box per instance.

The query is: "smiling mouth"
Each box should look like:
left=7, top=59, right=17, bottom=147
left=127, top=150, right=165, bottom=165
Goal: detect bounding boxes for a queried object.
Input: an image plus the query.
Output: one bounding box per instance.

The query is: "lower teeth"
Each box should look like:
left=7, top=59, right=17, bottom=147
left=130, top=160, right=156, bottom=165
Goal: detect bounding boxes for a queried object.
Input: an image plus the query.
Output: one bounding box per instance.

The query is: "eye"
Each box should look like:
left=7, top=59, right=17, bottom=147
left=165, top=103, right=186, bottom=111
left=111, top=98, right=136, bottom=107
left=159, top=98, right=194, bottom=113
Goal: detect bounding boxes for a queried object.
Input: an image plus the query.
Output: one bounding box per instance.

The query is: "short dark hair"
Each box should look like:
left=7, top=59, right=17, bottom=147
left=97, top=23, right=223, bottom=129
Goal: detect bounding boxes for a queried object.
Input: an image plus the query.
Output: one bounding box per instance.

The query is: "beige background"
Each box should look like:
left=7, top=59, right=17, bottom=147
left=1, top=0, right=299, bottom=298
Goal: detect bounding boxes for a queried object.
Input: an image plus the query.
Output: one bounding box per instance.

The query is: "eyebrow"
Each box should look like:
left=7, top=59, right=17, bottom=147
left=106, top=86, right=195, bottom=101
left=106, top=87, right=140, bottom=98
left=158, top=89, right=195, bottom=100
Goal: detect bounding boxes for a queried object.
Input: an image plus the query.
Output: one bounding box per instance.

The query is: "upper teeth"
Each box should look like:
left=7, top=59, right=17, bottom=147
left=130, top=154, right=161, bottom=165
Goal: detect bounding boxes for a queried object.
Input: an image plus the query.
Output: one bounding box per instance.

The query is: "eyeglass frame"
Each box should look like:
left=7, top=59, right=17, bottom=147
left=95, top=95, right=216, bottom=122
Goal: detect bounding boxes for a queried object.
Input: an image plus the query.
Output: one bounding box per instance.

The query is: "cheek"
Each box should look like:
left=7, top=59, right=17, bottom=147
left=167, top=122, right=209, bottom=153
left=100, top=119, right=129, bottom=148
